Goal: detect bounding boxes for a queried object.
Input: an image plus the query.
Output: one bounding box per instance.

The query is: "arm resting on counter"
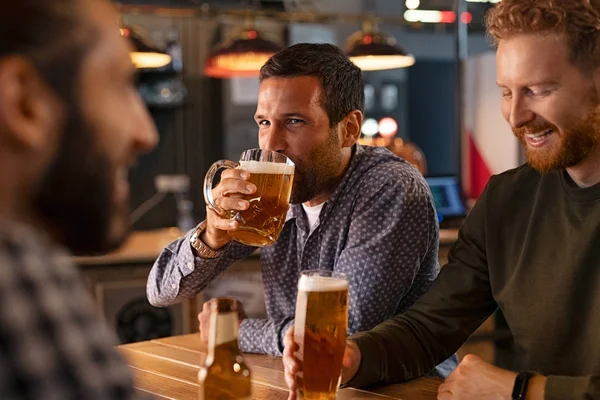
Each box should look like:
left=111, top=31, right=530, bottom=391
left=146, top=226, right=255, bottom=307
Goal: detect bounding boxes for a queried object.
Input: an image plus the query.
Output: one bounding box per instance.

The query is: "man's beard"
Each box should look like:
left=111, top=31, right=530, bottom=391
left=289, top=129, right=343, bottom=204
left=33, top=103, right=128, bottom=255
left=513, top=105, right=600, bottom=174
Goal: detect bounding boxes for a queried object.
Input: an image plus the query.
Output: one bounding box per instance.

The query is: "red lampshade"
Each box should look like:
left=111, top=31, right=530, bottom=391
left=204, top=27, right=282, bottom=78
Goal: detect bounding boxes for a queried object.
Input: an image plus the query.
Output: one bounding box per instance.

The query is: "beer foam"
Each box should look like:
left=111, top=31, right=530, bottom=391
left=298, top=275, right=348, bottom=292
left=239, top=160, right=294, bottom=175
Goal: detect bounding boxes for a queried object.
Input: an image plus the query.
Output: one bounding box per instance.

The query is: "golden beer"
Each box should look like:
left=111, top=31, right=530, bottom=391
left=204, top=149, right=295, bottom=247
left=198, top=298, right=251, bottom=400
left=294, top=272, right=348, bottom=400
left=226, top=160, right=294, bottom=247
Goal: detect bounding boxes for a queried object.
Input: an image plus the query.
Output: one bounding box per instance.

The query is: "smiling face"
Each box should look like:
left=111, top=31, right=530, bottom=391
left=255, top=76, right=348, bottom=204
left=497, top=33, right=600, bottom=173
left=34, top=0, right=158, bottom=254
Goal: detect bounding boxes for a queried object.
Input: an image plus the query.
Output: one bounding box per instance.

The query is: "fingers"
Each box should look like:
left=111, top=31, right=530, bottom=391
left=218, top=168, right=256, bottom=199
left=282, top=326, right=299, bottom=396
left=234, top=299, right=248, bottom=320
left=284, top=360, right=298, bottom=399
left=437, top=382, right=453, bottom=400
left=207, top=212, right=240, bottom=232
left=340, top=341, right=362, bottom=385
left=282, top=327, right=299, bottom=371
left=283, top=326, right=295, bottom=348
left=205, top=168, right=256, bottom=232
left=198, top=300, right=214, bottom=342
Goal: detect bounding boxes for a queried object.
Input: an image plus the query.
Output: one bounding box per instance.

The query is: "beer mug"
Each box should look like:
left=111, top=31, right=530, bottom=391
left=204, top=148, right=295, bottom=247
left=294, top=270, right=349, bottom=400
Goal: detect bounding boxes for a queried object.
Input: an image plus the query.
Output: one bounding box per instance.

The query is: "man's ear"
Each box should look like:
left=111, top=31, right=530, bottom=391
left=339, top=110, right=363, bottom=148
left=0, top=57, right=63, bottom=152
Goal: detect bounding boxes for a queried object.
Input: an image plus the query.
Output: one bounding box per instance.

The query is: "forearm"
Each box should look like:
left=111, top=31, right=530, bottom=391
left=347, top=313, right=460, bottom=387
left=347, top=259, right=497, bottom=387
left=147, top=229, right=254, bottom=307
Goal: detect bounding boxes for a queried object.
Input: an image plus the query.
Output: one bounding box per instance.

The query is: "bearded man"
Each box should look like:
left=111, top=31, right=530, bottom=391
left=147, top=42, right=458, bottom=375
left=0, top=0, right=158, bottom=397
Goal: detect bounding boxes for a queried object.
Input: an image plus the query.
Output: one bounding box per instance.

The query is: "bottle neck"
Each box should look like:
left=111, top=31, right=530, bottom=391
left=206, top=311, right=240, bottom=364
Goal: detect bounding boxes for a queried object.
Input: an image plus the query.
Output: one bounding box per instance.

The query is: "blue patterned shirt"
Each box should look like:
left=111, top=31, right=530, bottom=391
left=147, top=145, right=448, bottom=367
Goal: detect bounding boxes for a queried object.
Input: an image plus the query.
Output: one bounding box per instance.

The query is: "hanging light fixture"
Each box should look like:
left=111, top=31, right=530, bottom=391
left=120, top=27, right=172, bottom=70
left=204, top=24, right=283, bottom=79
left=345, top=20, right=415, bottom=71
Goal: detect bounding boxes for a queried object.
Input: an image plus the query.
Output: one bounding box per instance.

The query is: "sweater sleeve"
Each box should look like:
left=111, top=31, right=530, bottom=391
left=544, top=375, right=600, bottom=399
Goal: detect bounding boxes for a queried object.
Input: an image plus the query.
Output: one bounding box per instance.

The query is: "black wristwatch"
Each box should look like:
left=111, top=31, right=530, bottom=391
left=512, top=371, right=535, bottom=400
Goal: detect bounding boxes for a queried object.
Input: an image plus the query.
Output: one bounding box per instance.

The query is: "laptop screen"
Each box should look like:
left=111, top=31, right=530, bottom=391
left=425, top=176, right=467, bottom=221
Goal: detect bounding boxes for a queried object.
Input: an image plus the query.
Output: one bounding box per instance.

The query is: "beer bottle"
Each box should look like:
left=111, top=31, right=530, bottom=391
left=198, top=297, right=252, bottom=399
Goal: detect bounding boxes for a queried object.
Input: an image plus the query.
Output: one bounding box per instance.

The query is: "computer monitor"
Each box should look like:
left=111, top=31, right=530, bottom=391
left=425, top=176, right=467, bottom=228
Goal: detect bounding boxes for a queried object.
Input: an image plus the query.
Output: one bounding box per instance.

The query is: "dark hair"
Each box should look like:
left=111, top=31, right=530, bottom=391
left=259, top=43, right=365, bottom=128
left=0, top=2, right=94, bottom=100
left=486, top=0, right=600, bottom=70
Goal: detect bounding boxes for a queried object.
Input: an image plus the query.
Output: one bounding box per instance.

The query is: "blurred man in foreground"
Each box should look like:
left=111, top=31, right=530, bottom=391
left=0, top=0, right=157, bottom=397
left=282, top=0, right=600, bottom=399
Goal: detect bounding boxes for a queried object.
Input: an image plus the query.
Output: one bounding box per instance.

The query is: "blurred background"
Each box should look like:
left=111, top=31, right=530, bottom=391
left=79, top=0, right=518, bottom=370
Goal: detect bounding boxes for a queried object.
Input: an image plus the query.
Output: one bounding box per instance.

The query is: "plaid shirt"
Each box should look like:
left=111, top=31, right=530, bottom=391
left=0, top=220, right=145, bottom=400
left=147, top=145, right=457, bottom=374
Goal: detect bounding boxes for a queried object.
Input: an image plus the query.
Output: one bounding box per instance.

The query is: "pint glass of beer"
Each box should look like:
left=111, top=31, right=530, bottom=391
left=204, top=149, right=295, bottom=247
left=294, top=270, right=348, bottom=400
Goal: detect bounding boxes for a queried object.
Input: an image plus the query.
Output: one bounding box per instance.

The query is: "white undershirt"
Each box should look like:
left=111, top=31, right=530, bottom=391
left=302, top=202, right=324, bottom=235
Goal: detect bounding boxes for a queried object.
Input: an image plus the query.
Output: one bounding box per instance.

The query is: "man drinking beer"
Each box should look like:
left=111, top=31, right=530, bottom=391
left=147, top=43, right=456, bottom=375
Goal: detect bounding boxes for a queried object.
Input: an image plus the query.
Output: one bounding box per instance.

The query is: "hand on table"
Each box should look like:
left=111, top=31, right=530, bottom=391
left=198, top=298, right=248, bottom=342
left=437, top=354, right=516, bottom=400
left=282, top=326, right=362, bottom=400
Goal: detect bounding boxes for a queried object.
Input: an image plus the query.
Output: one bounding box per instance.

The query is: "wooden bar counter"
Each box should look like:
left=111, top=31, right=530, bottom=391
left=118, top=333, right=442, bottom=399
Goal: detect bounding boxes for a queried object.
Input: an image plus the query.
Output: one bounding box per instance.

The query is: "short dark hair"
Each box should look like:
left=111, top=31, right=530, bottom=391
left=0, top=2, right=94, bottom=101
left=259, top=43, right=365, bottom=128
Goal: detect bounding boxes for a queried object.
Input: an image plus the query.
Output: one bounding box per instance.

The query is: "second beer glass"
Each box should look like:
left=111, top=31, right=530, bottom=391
left=204, top=149, right=295, bottom=247
left=294, top=270, right=349, bottom=400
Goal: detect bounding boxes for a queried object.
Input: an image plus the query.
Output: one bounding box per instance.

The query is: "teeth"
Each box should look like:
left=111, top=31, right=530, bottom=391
left=526, top=129, right=552, bottom=139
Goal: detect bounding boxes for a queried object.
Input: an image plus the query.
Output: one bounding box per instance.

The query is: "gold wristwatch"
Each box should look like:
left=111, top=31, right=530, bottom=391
left=190, top=221, right=224, bottom=259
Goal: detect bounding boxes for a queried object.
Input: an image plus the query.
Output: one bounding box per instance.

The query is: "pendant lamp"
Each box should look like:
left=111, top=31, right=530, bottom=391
left=346, top=21, right=415, bottom=71
left=120, top=27, right=172, bottom=70
left=204, top=26, right=283, bottom=78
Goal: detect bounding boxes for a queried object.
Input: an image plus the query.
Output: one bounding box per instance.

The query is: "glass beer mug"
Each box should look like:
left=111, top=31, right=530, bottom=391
left=294, top=270, right=349, bottom=400
left=204, top=148, right=295, bottom=247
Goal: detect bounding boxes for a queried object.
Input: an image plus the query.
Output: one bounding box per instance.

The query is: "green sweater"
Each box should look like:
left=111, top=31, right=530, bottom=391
left=348, top=164, right=600, bottom=399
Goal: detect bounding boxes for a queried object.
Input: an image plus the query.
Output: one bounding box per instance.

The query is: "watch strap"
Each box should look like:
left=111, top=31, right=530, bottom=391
left=512, top=371, right=535, bottom=400
left=190, top=221, right=225, bottom=259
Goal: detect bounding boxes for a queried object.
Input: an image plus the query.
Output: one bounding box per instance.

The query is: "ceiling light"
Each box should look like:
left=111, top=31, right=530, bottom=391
left=345, top=21, right=415, bottom=71
left=378, top=117, right=398, bottom=137
left=362, top=118, right=379, bottom=137
left=120, top=27, right=172, bottom=70
left=204, top=26, right=283, bottom=78
left=405, top=0, right=420, bottom=10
